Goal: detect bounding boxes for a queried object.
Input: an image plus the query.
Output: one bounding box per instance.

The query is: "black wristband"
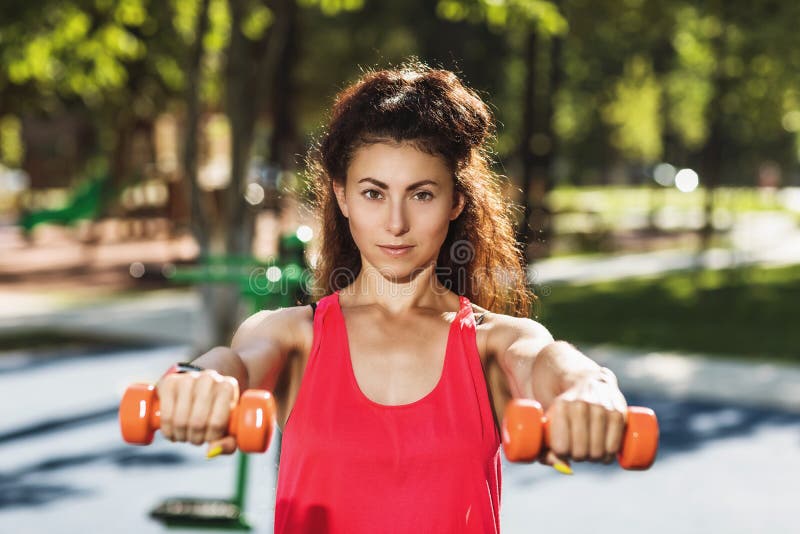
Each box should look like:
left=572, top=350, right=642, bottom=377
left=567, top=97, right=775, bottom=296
left=174, top=361, right=205, bottom=373
left=159, top=361, right=206, bottom=382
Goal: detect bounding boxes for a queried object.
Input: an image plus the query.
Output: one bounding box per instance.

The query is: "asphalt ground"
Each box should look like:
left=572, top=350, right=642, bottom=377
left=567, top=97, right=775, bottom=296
left=1, top=343, right=797, bottom=533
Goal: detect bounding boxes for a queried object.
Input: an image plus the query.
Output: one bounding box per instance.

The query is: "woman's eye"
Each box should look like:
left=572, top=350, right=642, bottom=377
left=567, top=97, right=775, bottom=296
left=361, top=190, right=433, bottom=201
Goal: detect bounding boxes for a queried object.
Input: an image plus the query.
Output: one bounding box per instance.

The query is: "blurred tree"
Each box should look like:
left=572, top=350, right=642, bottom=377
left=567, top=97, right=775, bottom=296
left=0, top=0, right=192, bottom=194
left=556, top=0, right=676, bottom=182
left=437, top=0, right=567, bottom=261
left=202, top=0, right=368, bottom=345
left=3, top=0, right=800, bottom=309
left=687, top=0, right=800, bottom=253
left=182, top=0, right=213, bottom=253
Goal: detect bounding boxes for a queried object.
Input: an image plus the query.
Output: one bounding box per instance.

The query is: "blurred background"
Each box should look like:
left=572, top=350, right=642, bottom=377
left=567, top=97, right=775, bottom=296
left=0, top=0, right=798, bottom=532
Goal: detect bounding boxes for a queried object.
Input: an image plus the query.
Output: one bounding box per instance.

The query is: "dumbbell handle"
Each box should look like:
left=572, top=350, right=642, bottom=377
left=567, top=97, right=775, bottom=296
left=149, top=394, right=241, bottom=437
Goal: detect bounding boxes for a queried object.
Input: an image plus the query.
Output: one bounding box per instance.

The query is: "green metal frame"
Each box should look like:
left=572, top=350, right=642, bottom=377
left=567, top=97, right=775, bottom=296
left=19, top=173, right=112, bottom=233
left=151, top=234, right=311, bottom=530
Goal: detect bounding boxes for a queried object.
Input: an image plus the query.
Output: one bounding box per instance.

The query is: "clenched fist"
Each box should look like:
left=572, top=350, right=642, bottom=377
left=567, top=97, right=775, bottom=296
left=539, top=370, right=628, bottom=471
left=155, top=369, right=241, bottom=456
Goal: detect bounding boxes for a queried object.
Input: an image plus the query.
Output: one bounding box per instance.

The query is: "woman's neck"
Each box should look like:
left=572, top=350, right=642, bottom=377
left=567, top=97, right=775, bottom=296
left=341, top=261, right=457, bottom=316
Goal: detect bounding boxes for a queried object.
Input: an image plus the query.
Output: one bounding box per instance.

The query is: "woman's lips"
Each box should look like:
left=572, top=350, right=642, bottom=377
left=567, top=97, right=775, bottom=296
left=378, top=245, right=414, bottom=257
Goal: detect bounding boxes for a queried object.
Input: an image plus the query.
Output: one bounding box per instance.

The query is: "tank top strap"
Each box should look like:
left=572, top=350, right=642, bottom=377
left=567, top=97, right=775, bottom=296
left=453, top=295, right=502, bottom=446
left=305, top=293, right=336, bottom=370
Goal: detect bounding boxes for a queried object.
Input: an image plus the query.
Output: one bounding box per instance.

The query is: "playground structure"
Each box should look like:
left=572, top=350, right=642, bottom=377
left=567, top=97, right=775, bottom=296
left=18, top=173, right=112, bottom=237
left=17, top=172, right=179, bottom=242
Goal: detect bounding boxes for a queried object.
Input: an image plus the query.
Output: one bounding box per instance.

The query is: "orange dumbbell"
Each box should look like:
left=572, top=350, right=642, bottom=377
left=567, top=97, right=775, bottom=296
left=502, top=398, right=659, bottom=470
left=118, top=382, right=277, bottom=453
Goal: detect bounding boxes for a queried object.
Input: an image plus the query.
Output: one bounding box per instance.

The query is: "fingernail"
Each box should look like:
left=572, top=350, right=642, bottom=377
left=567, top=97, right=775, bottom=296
left=553, top=461, right=573, bottom=475
left=206, top=445, right=223, bottom=459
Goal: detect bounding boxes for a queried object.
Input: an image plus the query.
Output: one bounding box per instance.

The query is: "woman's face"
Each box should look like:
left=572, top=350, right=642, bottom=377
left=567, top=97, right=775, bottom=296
left=332, top=141, right=465, bottom=282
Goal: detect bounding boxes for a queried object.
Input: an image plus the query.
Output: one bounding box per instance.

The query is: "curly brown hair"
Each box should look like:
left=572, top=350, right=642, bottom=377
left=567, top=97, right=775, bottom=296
left=303, top=58, right=536, bottom=318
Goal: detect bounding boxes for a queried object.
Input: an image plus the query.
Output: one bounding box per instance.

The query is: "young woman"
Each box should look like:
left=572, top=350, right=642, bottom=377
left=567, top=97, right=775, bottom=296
left=155, top=59, right=628, bottom=533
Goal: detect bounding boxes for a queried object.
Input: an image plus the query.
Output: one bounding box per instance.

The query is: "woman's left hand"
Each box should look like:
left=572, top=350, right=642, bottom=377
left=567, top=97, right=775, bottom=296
left=538, top=368, right=628, bottom=473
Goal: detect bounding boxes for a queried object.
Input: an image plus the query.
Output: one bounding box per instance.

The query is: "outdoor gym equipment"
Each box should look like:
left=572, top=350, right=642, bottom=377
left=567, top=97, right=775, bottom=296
left=19, top=173, right=111, bottom=234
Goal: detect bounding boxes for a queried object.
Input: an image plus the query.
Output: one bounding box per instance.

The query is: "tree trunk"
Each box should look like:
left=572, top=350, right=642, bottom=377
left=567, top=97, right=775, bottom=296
left=516, top=29, right=538, bottom=259
left=180, top=0, right=235, bottom=352
left=698, top=0, right=726, bottom=259
left=517, top=28, right=560, bottom=263
left=266, top=0, right=299, bottom=174
left=182, top=0, right=212, bottom=254
left=203, top=0, right=294, bottom=348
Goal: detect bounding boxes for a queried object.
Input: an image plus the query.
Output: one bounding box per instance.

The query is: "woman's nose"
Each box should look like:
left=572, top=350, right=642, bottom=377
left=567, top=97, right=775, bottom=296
left=385, top=201, right=409, bottom=235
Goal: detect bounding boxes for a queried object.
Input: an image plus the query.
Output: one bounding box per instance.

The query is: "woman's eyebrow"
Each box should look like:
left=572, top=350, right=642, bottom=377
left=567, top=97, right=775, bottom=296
left=357, top=177, right=440, bottom=190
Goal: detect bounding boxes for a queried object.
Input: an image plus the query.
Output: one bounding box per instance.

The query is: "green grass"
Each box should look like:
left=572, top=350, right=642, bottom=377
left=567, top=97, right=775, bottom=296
left=532, top=263, right=800, bottom=363
left=550, top=185, right=790, bottom=215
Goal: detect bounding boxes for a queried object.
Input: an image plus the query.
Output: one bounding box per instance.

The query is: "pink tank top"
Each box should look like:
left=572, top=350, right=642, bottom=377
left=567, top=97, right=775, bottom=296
left=274, top=290, right=502, bottom=533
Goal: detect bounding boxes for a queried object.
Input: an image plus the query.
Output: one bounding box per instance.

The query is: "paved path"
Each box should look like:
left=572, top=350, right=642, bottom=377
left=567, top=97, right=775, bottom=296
left=0, top=344, right=797, bottom=533
left=0, top=289, right=204, bottom=346
left=582, top=344, right=800, bottom=414
left=531, top=212, right=800, bottom=285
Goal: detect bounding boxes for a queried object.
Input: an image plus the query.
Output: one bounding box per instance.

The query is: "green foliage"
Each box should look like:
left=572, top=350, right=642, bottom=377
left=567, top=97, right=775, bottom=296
left=602, top=56, right=663, bottom=162
left=664, top=5, right=715, bottom=149
left=205, top=0, right=231, bottom=53
left=0, top=115, right=23, bottom=166
left=171, top=0, right=204, bottom=42
left=0, top=0, right=193, bottom=111
left=241, top=4, right=274, bottom=40
left=436, top=0, right=567, bottom=36
left=1, top=0, right=799, bottom=188
left=2, top=3, right=147, bottom=102
left=537, top=263, right=800, bottom=362
left=298, top=0, right=365, bottom=16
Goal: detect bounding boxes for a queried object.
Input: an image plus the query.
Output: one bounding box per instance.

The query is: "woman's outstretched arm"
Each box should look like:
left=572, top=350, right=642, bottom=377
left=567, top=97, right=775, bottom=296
left=490, top=317, right=628, bottom=471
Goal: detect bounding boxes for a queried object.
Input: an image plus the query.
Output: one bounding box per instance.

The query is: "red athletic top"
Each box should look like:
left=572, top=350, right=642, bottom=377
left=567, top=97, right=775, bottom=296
left=274, top=290, right=502, bottom=533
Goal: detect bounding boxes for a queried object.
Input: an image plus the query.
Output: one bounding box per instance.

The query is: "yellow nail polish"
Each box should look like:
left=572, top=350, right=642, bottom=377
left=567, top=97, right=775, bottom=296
left=206, top=445, right=223, bottom=459
left=553, top=461, right=573, bottom=475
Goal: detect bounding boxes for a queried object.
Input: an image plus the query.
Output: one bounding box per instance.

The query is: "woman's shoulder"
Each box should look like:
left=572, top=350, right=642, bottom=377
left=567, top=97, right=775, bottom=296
left=233, top=304, right=316, bottom=356
left=468, top=301, right=489, bottom=325
left=461, top=303, right=547, bottom=367
left=471, top=307, right=553, bottom=366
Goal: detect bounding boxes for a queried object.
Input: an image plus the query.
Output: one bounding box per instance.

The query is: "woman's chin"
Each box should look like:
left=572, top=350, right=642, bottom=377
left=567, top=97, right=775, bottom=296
left=370, top=265, right=427, bottom=285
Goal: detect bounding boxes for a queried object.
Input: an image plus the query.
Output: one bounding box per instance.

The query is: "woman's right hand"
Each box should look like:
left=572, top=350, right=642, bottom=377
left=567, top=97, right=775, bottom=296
left=155, top=369, right=241, bottom=457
